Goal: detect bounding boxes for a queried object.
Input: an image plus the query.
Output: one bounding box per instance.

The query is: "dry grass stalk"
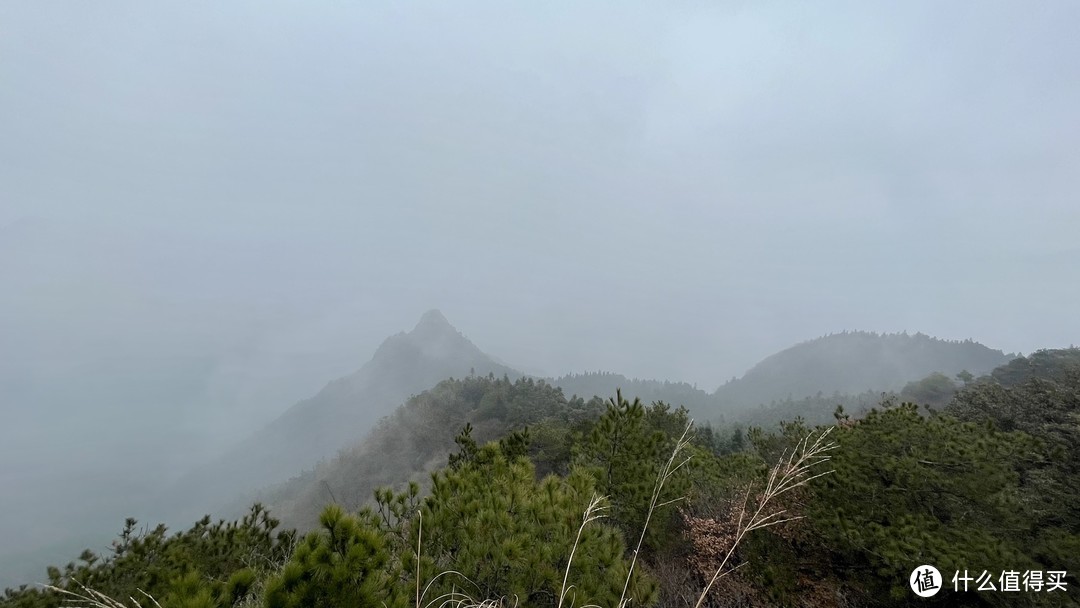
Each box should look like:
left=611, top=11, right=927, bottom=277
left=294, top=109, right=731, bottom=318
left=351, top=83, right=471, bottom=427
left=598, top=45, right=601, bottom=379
left=692, top=427, right=836, bottom=608
left=44, top=580, right=162, bottom=608
left=558, top=494, right=609, bottom=608
left=616, top=421, right=694, bottom=608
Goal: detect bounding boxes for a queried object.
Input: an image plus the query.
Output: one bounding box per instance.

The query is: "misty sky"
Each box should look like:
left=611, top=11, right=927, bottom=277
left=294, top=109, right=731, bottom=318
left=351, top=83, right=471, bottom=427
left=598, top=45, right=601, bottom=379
left=3, top=1, right=1079, bottom=445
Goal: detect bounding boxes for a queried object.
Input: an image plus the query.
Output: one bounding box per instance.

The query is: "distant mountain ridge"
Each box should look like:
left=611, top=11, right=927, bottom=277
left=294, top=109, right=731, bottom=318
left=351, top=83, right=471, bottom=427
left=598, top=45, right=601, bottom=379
left=164, top=310, right=520, bottom=522
left=551, top=372, right=713, bottom=411
left=259, top=309, right=519, bottom=462
left=194, top=326, right=1010, bottom=511
left=158, top=325, right=1015, bottom=521
left=254, top=332, right=1023, bottom=537
left=711, top=331, right=1012, bottom=412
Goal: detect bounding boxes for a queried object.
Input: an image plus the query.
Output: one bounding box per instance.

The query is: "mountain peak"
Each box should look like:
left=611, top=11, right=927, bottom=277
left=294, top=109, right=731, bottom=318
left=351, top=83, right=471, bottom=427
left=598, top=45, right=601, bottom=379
left=413, top=309, right=452, bottom=333
left=403, top=309, right=472, bottom=355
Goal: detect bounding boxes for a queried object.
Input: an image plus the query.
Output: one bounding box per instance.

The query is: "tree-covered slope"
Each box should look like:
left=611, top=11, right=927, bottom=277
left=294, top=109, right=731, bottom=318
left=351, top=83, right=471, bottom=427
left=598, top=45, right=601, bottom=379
left=257, top=374, right=606, bottom=533
left=163, top=310, right=520, bottom=523
left=551, top=371, right=714, bottom=411
left=712, top=331, right=1012, bottom=411
left=7, top=350, right=1080, bottom=607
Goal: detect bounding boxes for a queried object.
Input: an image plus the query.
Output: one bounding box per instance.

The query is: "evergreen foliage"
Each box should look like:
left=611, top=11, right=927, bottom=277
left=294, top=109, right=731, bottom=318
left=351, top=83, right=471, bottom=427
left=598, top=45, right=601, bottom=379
left=418, top=443, right=656, bottom=607
left=263, top=505, right=400, bottom=608
left=572, top=391, right=690, bottom=552
left=2, top=505, right=294, bottom=608
left=5, top=349, right=1080, bottom=608
left=812, top=402, right=1043, bottom=602
left=264, top=375, right=603, bottom=532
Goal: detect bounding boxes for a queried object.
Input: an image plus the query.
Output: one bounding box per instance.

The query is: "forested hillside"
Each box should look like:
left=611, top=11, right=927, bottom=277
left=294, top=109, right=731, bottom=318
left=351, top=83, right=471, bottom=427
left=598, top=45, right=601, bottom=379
left=165, top=326, right=1013, bottom=527
left=552, top=372, right=714, bottom=412
left=258, top=374, right=605, bottom=532
left=161, top=311, right=520, bottom=523
left=711, top=331, right=1012, bottom=412
left=7, top=349, right=1078, bottom=607
left=724, top=388, right=887, bottom=429
left=724, top=367, right=986, bottom=431
left=258, top=372, right=736, bottom=534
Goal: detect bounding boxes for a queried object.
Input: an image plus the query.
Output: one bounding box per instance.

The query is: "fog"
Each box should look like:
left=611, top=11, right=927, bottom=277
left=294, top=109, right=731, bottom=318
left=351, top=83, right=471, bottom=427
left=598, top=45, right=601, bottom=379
left=2, top=0, right=1079, bottom=588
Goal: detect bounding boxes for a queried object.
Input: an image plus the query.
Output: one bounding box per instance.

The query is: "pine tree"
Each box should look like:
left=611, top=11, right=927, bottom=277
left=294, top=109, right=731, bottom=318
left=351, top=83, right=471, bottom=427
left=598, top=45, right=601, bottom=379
left=263, top=505, right=404, bottom=608
left=573, top=391, right=688, bottom=554
left=812, top=403, right=1044, bottom=601
left=417, top=442, right=657, bottom=607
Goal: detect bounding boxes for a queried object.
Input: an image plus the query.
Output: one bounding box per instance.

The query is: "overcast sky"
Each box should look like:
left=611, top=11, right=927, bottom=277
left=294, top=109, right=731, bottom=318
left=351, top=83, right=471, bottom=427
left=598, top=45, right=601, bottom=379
left=3, top=1, right=1079, bottom=428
